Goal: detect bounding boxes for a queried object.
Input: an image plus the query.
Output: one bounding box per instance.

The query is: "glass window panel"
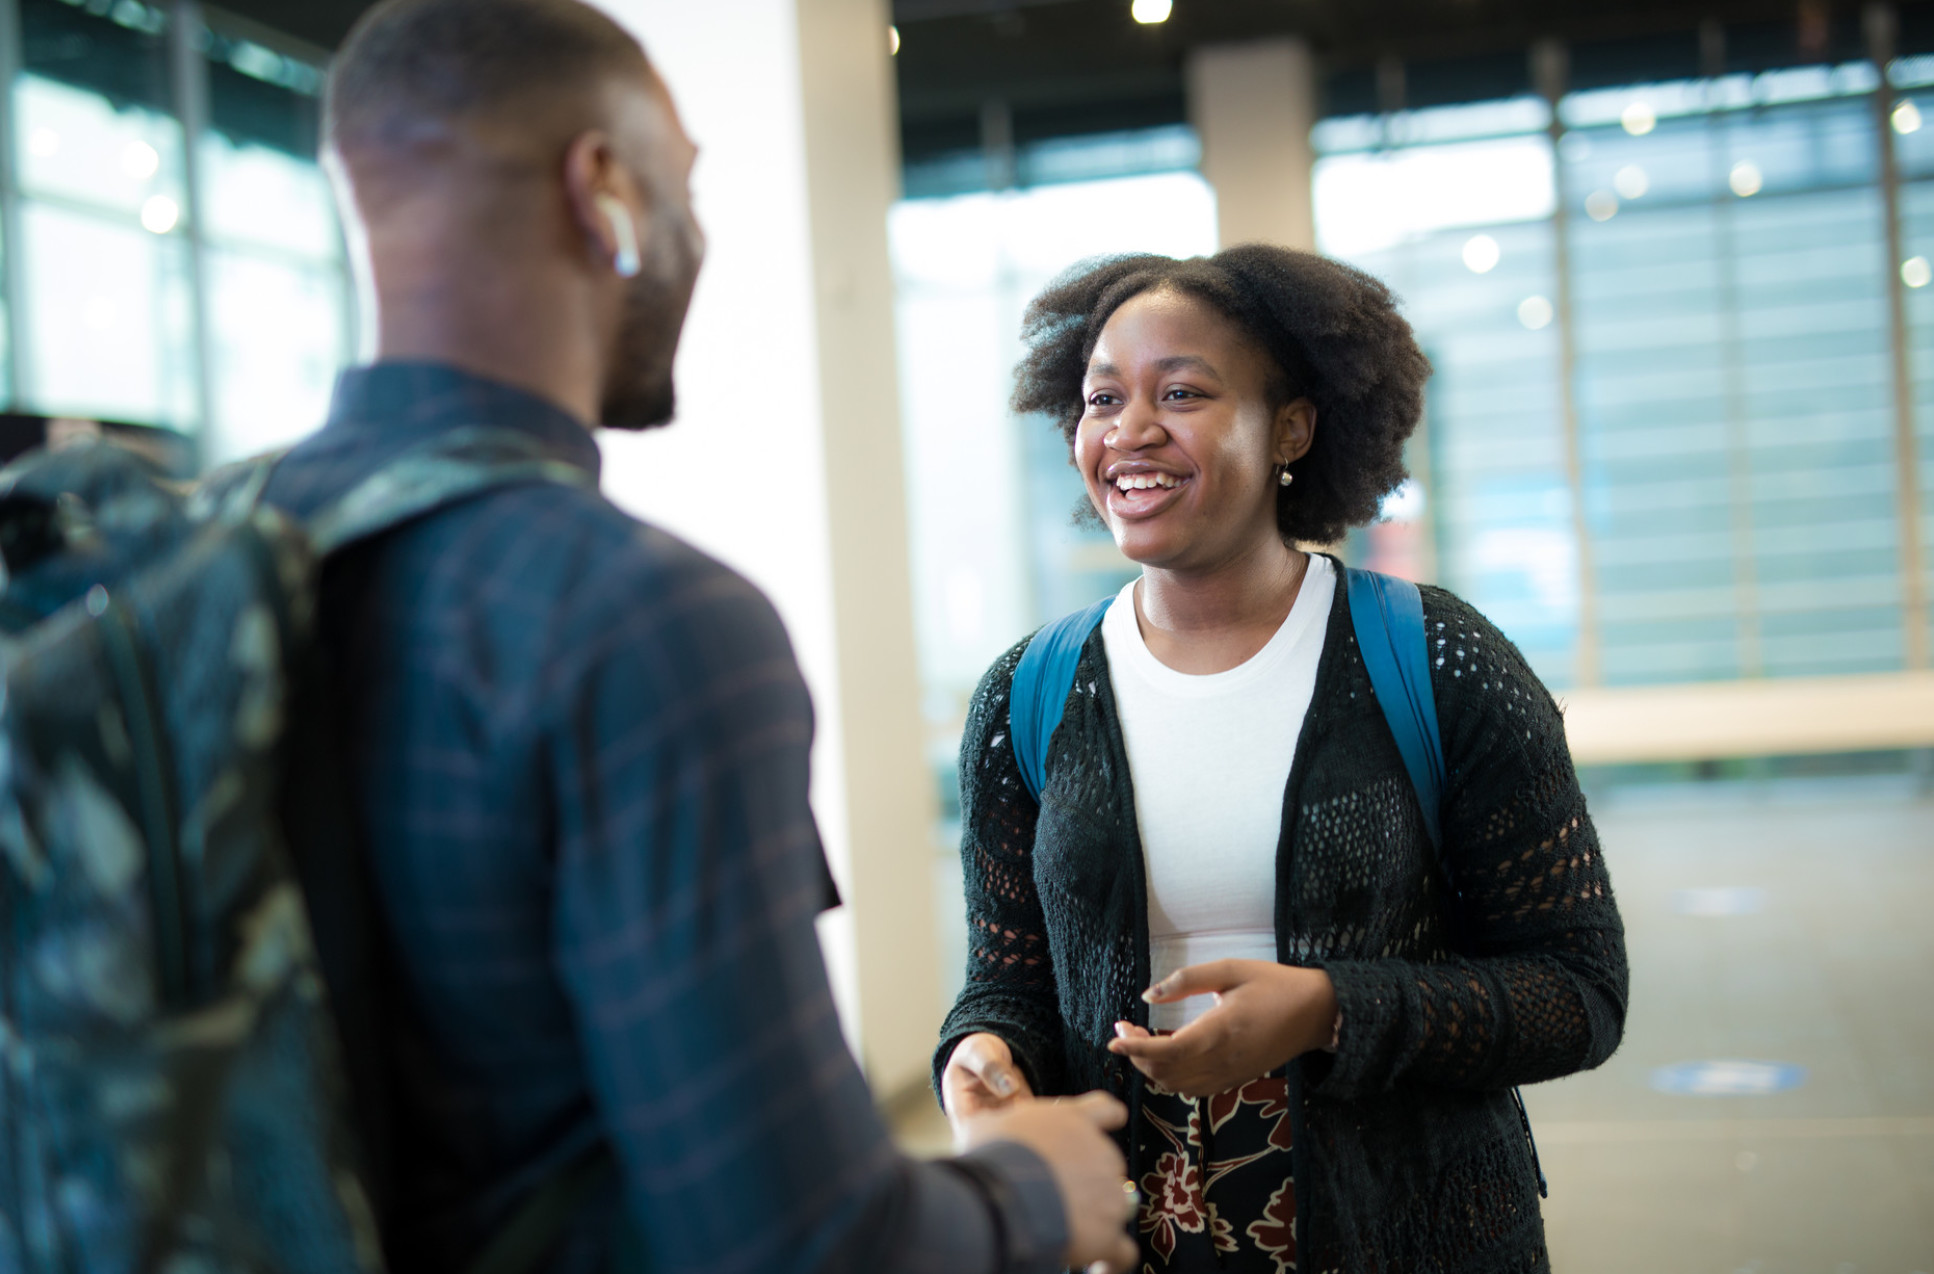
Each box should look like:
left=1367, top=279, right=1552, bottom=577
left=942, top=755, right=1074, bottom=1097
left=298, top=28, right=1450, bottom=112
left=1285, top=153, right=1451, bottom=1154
left=199, top=133, right=337, bottom=258
left=1894, top=89, right=1934, bottom=180
left=1565, top=83, right=1897, bottom=684
left=1318, top=126, right=1578, bottom=686
left=199, top=23, right=333, bottom=258
left=890, top=170, right=1217, bottom=704
left=14, top=74, right=184, bottom=216
left=1896, top=164, right=1934, bottom=660
left=194, top=23, right=348, bottom=462
left=1317, top=72, right=1908, bottom=687
left=20, top=199, right=197, bottom=427
left=1313, top=134, right=1555, bottom=258
left=203, top=248, right=345, bottom=463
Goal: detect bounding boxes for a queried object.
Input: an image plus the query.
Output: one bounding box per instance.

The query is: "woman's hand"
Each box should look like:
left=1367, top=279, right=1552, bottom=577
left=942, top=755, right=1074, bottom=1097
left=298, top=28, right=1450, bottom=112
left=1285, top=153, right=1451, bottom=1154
left=942, top=1032, right=1036, bottom=1144
left=1105, top=960, right=1337, bottom=1098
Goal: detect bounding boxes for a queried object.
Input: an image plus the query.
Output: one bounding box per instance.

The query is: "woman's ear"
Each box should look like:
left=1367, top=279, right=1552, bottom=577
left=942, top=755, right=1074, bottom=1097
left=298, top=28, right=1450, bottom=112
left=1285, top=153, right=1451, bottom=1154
left=1275, top=397, right=1317, bottom=466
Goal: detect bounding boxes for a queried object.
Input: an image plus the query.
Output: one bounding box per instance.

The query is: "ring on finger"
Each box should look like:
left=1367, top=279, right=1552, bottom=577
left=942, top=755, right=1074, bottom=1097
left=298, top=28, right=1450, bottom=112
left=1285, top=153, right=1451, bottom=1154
left=1121, top=1177, right=1141, bottom=1220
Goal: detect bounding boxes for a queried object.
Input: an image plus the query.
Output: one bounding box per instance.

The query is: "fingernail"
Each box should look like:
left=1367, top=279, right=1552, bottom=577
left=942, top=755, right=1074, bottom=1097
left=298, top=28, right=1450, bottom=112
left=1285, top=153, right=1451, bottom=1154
left=1114, top=1020, right=1129, bottom=1038
left=992, top=1072, right=1014, bottom=1096
left=1141, top=981, right=1165, bottom=1002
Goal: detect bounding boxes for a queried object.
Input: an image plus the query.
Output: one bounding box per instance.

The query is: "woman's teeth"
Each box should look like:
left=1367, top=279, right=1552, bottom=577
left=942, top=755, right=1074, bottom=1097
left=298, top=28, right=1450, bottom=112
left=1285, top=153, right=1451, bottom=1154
left=1115, top=473, right=1181, bottom=491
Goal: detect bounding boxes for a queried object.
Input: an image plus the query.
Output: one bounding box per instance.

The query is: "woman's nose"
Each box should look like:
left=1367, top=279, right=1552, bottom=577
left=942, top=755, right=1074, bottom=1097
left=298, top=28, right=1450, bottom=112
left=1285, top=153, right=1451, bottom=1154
left=1109, top=395, right=1168, bottom=451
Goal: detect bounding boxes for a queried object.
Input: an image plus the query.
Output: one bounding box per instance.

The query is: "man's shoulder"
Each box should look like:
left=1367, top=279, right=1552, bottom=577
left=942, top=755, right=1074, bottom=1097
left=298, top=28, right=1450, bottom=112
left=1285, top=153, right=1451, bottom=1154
left=270, top=433, right=790, bottom=667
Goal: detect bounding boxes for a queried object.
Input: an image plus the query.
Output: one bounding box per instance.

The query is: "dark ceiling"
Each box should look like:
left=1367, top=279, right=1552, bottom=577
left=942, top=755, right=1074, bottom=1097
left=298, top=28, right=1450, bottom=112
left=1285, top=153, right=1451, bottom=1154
left=216, top=0, right=1934, bottom=164
left=215, top=0, right=371, bottom=50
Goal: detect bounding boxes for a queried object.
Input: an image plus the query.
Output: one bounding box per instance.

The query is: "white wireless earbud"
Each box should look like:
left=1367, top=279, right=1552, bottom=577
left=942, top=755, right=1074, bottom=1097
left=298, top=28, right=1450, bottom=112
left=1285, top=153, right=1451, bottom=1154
left=595, top=192, right=641, bottom=279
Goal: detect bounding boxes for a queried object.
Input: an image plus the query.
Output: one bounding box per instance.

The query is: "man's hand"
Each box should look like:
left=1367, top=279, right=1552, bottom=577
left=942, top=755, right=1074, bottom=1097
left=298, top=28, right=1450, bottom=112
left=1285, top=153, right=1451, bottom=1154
left=941, top=1033, right=1034, bottom=1138
left=1106, top=960, right=1337, bottom=1098
left=957, top=1093, right=1139, bottom=1274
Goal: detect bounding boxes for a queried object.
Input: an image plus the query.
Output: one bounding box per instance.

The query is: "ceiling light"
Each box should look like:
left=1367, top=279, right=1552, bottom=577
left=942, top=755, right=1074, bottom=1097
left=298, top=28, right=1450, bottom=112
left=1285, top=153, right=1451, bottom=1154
left=1903, top=256, right=1931, bottom=289
left=1461, top=234, right=1500, bottom=273
left=122, top=140, right=160, bottom=180
left=1729, top=160, right=1762, bottom=197
left=1131, top=0, right=1171, bottom=24
left=1894, top=99, right=1922, bottom=134
left=1518, top=295, right=1554, bottom=330
left=1584, top=190, right=1618, bottom=221
left=1613, top=164, right=1649, bottom=199
left=140, top=194, right=179, bottom=234
left=1621, top=102, right=1656, bottom=136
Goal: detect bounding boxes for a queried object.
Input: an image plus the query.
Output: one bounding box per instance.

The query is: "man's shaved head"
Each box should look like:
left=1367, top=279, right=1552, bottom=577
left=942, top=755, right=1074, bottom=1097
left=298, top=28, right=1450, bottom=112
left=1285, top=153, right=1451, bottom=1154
left=325, top=0, right=704, bottom=432
left=327, top=0, right=653, bottom=160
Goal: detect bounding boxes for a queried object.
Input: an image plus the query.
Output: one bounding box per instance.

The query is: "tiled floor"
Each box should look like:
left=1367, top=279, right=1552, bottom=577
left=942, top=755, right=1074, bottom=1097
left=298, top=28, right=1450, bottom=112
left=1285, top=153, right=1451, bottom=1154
left=1529, top=774, right=1934, bottom=1272
left=892, top=773, right=1934, bottom=1270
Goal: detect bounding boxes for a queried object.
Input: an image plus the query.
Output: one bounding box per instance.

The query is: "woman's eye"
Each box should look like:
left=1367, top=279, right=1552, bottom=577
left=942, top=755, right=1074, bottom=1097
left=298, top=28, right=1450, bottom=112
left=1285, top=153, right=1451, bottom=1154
left=1087, top=392, right=1118, bottom=407
left=1163, top=387, right=1199, bottom=401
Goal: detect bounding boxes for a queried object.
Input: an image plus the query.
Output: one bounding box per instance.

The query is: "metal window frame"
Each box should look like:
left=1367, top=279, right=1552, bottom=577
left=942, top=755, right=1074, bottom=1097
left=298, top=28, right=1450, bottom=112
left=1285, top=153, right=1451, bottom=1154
left=0, top=0, right=31, bottom=408
left=170, top=0, right=216, bottom=440
left=1533, top=38, right=1603, bottom=687
left=1868, top=2, right=1930, bottom=671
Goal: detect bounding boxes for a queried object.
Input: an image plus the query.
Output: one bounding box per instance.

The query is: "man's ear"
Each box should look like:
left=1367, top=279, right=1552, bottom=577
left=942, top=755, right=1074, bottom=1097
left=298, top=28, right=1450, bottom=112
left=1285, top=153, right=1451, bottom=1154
left=562, top=129, right=646, bottom=275
left=1275, top=397, right=1317, bottom=465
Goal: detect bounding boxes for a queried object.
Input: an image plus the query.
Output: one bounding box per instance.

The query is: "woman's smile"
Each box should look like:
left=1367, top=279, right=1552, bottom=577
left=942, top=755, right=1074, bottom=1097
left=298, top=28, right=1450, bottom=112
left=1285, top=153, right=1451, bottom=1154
left=1105, top=462, right=1193, bottom=520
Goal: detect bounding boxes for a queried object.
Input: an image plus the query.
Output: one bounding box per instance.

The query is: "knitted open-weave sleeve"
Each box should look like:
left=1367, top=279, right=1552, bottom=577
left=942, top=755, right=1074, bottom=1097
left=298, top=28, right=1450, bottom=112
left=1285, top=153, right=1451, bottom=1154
left=930, top=636, right=1070, bottom=1102
left=1311, top=587, right=1628, bottom=1100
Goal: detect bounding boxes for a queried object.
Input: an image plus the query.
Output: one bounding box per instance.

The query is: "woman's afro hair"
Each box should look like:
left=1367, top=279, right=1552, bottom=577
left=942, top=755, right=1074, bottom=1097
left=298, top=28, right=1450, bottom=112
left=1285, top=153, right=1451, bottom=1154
left=1010, top=243, right=1432, bottom=546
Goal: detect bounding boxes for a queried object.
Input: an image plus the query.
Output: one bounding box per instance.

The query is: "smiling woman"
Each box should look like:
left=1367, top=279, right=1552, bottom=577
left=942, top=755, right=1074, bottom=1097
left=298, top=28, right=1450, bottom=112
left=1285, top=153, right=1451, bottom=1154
left=934, top=245, right=1629, bottom=1274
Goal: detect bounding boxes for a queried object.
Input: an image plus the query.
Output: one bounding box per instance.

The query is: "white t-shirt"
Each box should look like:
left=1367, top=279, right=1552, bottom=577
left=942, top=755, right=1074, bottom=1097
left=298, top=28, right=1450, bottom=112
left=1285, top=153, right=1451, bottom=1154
left=1100, top=555, right=1336, bottom=1031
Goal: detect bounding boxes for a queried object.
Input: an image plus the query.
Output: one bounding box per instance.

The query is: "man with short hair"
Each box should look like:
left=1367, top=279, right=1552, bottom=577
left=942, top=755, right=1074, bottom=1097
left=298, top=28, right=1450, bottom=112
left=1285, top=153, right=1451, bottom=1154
left=265, top=1, right=1139, bottom=1271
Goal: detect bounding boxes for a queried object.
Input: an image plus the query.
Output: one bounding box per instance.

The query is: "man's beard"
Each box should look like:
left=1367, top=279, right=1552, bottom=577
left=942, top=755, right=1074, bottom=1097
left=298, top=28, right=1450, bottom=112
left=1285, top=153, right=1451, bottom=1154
left=600, top=209, right=700, bottom=431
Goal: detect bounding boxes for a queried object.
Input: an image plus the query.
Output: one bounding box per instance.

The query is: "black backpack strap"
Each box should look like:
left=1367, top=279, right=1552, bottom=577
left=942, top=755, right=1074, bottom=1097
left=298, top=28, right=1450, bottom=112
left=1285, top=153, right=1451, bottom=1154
left=194, top=428, right=593, bottom=553
left=306, top=426, right=595, bottom=556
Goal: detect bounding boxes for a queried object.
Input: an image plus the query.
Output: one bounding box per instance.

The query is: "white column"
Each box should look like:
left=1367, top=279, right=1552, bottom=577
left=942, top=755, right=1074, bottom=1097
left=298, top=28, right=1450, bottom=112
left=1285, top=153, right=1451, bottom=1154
left=1186, top=38, right=1319, bottom=252
left=592, top=0, right=941, bottom=1098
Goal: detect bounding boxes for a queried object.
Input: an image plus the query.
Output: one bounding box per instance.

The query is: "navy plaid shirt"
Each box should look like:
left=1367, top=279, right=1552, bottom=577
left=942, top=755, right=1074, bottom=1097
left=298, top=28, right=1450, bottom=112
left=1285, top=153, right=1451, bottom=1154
left=263, top=363, right=1066, bottom=1274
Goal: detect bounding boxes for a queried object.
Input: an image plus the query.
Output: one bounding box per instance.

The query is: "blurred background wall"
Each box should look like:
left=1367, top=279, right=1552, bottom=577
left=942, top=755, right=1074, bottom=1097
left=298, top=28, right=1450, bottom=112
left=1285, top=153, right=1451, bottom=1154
left=1, top=0, right=1930, bottom=1265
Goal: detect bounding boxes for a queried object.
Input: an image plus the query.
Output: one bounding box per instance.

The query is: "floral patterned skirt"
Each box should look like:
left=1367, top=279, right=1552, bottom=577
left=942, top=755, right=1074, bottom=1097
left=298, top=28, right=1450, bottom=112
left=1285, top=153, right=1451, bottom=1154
left=1136, top=1075, right=1297, bottom=1274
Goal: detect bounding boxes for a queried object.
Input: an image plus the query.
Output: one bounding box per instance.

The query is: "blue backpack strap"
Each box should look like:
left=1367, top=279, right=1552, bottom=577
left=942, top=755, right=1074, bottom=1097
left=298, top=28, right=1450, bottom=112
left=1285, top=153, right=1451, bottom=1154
left=1345, top=567, right=1446, bottom=852
left=1009, top=596, right=1115, bottom=802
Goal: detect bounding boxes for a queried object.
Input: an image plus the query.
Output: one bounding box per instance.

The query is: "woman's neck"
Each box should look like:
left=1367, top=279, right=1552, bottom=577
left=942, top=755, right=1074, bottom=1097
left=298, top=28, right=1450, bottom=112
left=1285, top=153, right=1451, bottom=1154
left=1134, top=538, right=1311, bottom=675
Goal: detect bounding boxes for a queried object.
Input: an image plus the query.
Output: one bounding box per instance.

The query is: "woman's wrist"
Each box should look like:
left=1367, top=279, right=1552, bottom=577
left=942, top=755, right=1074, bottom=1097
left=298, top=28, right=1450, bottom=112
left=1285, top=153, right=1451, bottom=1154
left=1297, top=968, right=1339, bottom=1058
left=1267, top=965, right=1339, bottom=1063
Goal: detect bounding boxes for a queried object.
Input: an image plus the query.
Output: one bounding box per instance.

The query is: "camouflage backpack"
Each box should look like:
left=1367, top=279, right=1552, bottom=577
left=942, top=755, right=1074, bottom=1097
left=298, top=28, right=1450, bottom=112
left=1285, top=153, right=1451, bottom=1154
left=0, top=429, right=592, bottom=1274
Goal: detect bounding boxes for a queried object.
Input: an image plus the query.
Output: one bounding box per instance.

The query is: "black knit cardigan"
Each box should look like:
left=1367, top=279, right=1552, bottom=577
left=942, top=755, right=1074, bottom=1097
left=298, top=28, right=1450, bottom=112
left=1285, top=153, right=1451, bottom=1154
left=933, top=577, right=1629, bottom=1274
